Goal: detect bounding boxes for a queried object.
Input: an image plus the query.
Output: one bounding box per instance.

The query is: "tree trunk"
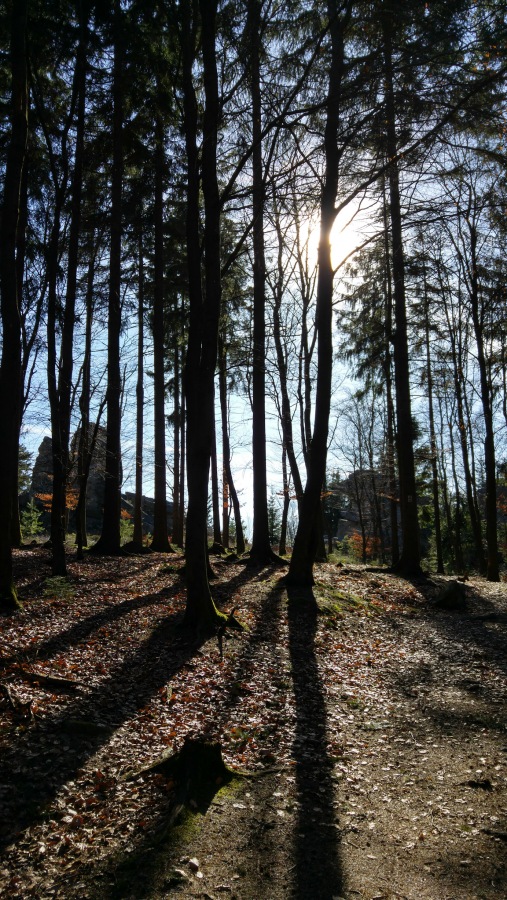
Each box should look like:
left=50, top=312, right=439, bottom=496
left=422, top=265, right=444, bottom=574
left=439, top=261, right=486, bottom=573
left=272, top=199, right=304, bottom=510
left=468, top=220, right=499, bottom=581
left=0, top=0, right=28, bottom=610
left=287, top=1, right=347, bottom=586
left=132, top=231, right=145, bottom=548
left=47, top=196, right=67, bottom=574
left=93, top=0, right=123, bottom=555
left=178, top=389, right=186, bottom=548
left=49, top=7, right=89, bottom=575
left=151, top=110, right=172, bottom=552
left=247, top=0, right=280, bottom=565
left=382, top=176, right=399, bottom=566
left=182, top=0, right=225, bottom=631
left=436, top=393, right=456, bottom=571
left=210, top=406, right=223, bottom=550
left=447, top=402, right=465, bottom=574
left=11, top=158, right=28, bottom=550
left=218, top=337, right=245, bottom=555
left=279, top=446, right=290, bottom=556
left=172, top=322, right=182, bottom=547
left=76, top=242, right=98, bottom=556
left=382, top=16, right=421, bottom=576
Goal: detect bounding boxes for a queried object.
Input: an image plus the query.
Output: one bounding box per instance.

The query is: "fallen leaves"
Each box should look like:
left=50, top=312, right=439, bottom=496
left=0, top=552, right=506, bottom=899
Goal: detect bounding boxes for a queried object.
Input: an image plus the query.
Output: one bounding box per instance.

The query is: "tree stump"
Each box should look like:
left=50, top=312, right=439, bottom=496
left=434, top=581, right=467, bottom=611
left=129, top=736, right=234, bottom=814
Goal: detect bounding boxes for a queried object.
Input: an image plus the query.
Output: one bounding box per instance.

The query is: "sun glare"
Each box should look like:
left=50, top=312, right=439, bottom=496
left=331, top=214, right=361, bottom=269
left=302, top=200, right=372, bottom=274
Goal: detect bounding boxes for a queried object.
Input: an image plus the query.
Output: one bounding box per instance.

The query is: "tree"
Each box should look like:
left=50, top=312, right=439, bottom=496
left=132, top=229, right=145, bottom=549
left=92, top=0, right=124, bottom=555
left=287, top=1, right=352, bottom=587
left=150, top=103, right=172, bottom=553
left=457, top=163, right=501, bottom=580
left=217, top=329, right=246, bottom=555
left=379, top=6, right=421, bottom=576
left=0, top=0, right=28, bottom=610
left=246, top=0, right=281, bottom=565
left=181, top=0, right=227, bottom=631
left=35, top=1, right=90, bottom=575
left=267, top=488, right=282, bottom=546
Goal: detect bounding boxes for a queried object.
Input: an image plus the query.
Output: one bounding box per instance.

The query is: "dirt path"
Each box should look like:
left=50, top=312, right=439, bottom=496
left=0, top=551, right=506, bottom=899
left=160, top=572, right=507, bottom=900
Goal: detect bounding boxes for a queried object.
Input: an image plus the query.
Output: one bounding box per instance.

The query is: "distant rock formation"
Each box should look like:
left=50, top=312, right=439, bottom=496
left=30, top=436, right=54, bottom=498
left=68, top=424, right=108, bottom=533
left=28, top=428, right=172, bottom=537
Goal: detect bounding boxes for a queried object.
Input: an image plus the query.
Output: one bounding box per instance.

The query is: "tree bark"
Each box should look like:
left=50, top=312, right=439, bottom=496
left=272, top=199, right=304, bottom=510
left=287, top=1, right=347, bottom=586
left=76, top=241, right=98, bottom=557
left=210, top=405, right=223, bottom=550
left=438, top=261, right=486, bottom=572
left=0, top=0, right=28, bottom=610
left=132, top=231, right=145, bottom=548
left=382, top=15, right=421, bottom=576
left=467, top=219, right=499, bottom=581
left=182, top=0, right=225, bottom=631
left=92, top=0, right=124, bottom=555
left=247, top=0, right=280, bottom=565
left=448, top=412, right=465, bottom=574
left=48, top=6, right=89, bottom=575
left=151, top=109, right=172, bottom=552
left=171, top=309, right=185, bottom=548
left=382, top=176, right=400, bottom=566
left=279, top=447, right=290, bottom=556
left=218, top=336, right=245, bottom=554
left=422, top=261, right=444, bottom=574
left=11, top=123, right=29, bottom=549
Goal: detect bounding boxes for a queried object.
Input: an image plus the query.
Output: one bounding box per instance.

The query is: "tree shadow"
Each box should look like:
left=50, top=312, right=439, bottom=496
left=0, top=589, right=173, bottom=667
left=287, top=585, right=343, bottom=899
left=69, top=576, right=291, bottom=898
left=0, top=563, right=290, bottom=867
left=0, top=605, right=206, bottom=855
left=376, top=585, right=507, bottom=899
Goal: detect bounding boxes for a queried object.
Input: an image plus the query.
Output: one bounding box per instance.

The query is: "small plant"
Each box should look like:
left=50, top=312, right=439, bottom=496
left=43, top=576, right=74, bottom=600
left=20, top=498, right=44, bottom=541
left=120, top=509, right=134, bottom=544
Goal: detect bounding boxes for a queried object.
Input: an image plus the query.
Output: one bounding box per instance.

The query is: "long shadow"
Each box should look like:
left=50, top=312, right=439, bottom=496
left=0, top=590, right=171, bottom=667
left=78, top=573, right=291, bottom=898
left=404, top=579, right=507, bottom=679
left=0, top=599, right=205, bottom=855
left=0, top=563, right=284, bottom=863
left=287, top=586, right=343, bottom=899
left=377, top=583, right=507, bottom=899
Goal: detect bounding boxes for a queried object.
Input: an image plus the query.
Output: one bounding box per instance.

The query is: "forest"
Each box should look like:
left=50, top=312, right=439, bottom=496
left=1, top=0, right=507, bottom=615
left=1, top=2, right=507, bottom=897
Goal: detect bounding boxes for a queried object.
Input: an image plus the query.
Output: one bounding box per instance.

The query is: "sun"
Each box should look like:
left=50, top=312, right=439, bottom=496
left=330, top=202, right=371, bottom=271
left=302, top=199, right=372, bottom=274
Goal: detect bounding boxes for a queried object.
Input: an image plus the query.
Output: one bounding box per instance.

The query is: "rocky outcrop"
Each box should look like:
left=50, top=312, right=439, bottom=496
left=28, top=429, right=173, bottom=537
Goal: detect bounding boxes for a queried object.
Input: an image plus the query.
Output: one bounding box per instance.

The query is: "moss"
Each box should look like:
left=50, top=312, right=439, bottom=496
left=43, top=576, right=74, bottom=600
left=103, top=780, right=241, bottom=900
left=315, top=582, right=378, bottom=618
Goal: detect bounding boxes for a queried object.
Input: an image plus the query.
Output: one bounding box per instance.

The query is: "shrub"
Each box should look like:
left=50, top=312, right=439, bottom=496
left=20, top=498, right=44, bottom=541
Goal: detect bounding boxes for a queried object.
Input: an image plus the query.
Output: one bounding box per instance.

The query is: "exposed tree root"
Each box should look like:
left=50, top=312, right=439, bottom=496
left=124, top=735, right=281, bottom=819
left=246, top=549, right=287, bottom=568
left=19, top=670, right=81, bottom=691
left=121, top=541, right=153, bottom=555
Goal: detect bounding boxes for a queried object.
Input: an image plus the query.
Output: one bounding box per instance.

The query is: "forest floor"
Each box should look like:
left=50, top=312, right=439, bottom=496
left=0, top=547, right=506, bottom=900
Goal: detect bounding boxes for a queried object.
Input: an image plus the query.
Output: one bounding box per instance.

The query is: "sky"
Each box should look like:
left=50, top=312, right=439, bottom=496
left=21, top=206, right=370, bottom=541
